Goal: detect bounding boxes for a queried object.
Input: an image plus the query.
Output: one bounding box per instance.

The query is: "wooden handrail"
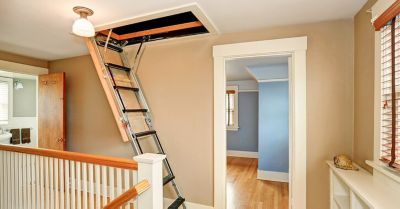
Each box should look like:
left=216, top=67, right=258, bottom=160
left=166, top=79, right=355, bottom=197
left=0, top=144, right=138, bottom=170
left=103, top=180, right=150, bottom=209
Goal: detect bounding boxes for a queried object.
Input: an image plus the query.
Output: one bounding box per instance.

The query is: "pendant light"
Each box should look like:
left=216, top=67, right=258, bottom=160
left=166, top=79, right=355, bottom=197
left=72, top=6, right=95, bottom=37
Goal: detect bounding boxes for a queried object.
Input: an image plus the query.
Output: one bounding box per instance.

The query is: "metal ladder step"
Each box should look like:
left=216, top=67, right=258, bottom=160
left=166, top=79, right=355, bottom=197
left=163, top=174, right=175, bottom=186
left=123, top=108, right=148, bottom=113
left=168, top=197, right=185, bottom=209
left=113, top=85, right=139, bottom=91
left=105, top=63, right=131, bottom=71
left=96, top=40, right=123, bottom=53
left=135, top=130, right=156, bottom=137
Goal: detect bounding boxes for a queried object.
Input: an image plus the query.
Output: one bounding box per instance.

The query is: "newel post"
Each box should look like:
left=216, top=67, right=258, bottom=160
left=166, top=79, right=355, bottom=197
left=134, top=153, right=166, bottom=209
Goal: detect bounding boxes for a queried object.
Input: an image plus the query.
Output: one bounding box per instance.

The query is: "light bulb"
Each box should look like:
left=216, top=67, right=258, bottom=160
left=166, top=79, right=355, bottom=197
left=72, top=17, right=95, bottom=37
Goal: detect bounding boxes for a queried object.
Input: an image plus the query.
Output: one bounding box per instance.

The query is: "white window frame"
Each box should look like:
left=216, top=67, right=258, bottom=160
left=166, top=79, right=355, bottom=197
left=0, top=77, right=13, bottom=125
left=226, top=85, right=239, bottom=131
left=370, top=0, right=400, bottom=181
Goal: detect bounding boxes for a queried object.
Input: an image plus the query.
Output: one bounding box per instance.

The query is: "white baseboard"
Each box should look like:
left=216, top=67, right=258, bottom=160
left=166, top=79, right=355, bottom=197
left=164, top=198, right=214, bottom=209
left=257, top=170, right=289, bottom=183
left=227, top=150, right=258, bottom=158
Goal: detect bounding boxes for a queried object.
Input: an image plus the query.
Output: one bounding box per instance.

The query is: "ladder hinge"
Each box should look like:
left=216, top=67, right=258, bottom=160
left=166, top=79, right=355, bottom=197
left=121, top=118, right=129, bottom=128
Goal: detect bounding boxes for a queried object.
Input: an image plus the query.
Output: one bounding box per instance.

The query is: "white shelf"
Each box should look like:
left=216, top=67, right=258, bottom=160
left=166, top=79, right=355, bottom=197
left=334, top=195, right=350, bottom=209
left=328, top=161, right=400, bottom=209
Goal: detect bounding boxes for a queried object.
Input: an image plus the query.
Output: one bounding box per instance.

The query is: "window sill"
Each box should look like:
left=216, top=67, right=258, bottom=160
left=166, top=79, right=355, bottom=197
left=366, top=160, right=400, bottom=184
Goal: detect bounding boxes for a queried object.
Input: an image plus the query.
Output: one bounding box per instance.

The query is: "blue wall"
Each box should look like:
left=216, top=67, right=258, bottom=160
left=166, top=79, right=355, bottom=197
left=227, top=92, right=258, bottom=152
left=258, top=82, right=289, bottom=173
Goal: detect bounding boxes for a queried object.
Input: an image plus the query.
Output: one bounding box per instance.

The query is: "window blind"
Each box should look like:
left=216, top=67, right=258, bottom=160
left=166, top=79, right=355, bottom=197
left=0, top=81, right=9, bottom=124
left=380, top=15, right=400, bottom=168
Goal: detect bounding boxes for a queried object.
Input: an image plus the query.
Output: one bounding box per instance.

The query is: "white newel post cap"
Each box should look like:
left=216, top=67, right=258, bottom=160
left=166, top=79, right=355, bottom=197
left=134, top=153, right=166, bottom=164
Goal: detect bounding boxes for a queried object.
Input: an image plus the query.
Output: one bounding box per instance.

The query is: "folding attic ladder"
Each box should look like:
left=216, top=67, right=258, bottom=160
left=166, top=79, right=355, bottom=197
left=88, top=36, right=186, bottom=209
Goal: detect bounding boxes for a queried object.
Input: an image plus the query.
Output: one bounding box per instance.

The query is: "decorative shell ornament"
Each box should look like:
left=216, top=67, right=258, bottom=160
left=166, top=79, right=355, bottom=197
left=333, top=155, right=359, bottom=171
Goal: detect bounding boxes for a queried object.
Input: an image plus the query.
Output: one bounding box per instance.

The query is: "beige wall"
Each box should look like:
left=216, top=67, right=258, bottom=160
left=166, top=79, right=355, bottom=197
left=135, top=19, right=354, bottom=209
left=49, top=19, right=355, bottom=209
left=13, top=78, right=37, bottom=117
left=0, top=50, right=48, bottom=68
left=354, top=0, right=376, bottom=173
left=49, top=56, right=133, bottom=158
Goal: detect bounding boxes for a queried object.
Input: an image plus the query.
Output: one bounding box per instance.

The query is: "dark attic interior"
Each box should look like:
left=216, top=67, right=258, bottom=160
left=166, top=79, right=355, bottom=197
left=96, top=11, right=209, bottom=48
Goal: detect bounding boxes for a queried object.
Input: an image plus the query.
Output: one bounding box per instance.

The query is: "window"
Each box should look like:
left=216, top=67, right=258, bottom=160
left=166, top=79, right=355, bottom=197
left=379, top=14, right=400, bottom=169
left=0, top=79, right=10, bottom=125
left=226, top=86, right=238, bottom=130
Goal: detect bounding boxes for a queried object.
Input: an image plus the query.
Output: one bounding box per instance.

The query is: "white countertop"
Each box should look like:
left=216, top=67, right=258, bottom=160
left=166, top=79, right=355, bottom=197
left=327, top=161, right=400, bottom=209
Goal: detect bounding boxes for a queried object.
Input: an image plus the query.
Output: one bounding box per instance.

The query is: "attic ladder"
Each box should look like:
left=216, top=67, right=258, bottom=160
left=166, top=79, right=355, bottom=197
left=86, top=36, right=186, bottom=209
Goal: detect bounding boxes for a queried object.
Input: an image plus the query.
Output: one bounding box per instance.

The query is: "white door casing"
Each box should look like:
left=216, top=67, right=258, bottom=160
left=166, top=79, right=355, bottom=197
left=213, top=36, right=307, bottom=209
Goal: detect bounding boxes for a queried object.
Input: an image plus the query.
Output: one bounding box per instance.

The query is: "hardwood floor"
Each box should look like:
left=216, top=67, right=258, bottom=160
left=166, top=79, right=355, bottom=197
left=227, top=156, right=289, bottom=209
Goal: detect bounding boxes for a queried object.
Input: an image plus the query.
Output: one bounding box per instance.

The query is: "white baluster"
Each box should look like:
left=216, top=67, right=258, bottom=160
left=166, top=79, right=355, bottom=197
left=55, top=158, right=59, bottom=209
left=109, top=167, right=115, bottom=201
left=82, top=163, right=88, bottom=209
left=31, top=155, right=35, bottom=209
left=71, top=161, right=76, bottom=209
left=16, top=153, right=20, bottom=209
left=65, top=160, right=70, bottom=209
left=116, top=168, right=122, bottom=199
left=23, top=154, right=27, bottom=209
left=27, top=154, right=32, bottom=209
left=95, top=165, right=100, bottom=209
left=7, top=152, right=11, bottom=209
left=101, top=166, right=107, bottom=207
left=0, top=151, right=3, bottom=209
left=123, top=169, right=130, bottom=209
left=88, top=164, right=94, bottom=209
left=50, top=158, right=54, bottom=209
left=40, top=156, right=44, bottom=209
left=45, top=157, right=50, bottom=209
left=35, top=155, right=40, bottom=209
left=76, top=162, right=82, bottom=209
left=60, top=160, right=65, bottom=209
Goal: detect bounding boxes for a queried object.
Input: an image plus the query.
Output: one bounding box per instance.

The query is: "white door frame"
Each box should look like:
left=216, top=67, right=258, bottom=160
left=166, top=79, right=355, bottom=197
left=213, top=37, right=307, bottom=209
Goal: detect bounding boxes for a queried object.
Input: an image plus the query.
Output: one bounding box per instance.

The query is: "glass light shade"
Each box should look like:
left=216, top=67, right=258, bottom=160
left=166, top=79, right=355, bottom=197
left=14, top=81, right=23, bottom=90
left=72, top=17, right=95, bottom=37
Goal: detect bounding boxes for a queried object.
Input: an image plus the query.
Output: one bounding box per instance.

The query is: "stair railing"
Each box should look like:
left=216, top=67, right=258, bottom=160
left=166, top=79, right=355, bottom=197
left=0, top=144, right=165, bottom=209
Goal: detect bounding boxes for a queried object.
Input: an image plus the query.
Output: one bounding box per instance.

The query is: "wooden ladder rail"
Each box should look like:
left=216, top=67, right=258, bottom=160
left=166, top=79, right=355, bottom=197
left=103, top=180, right=150, bottom=209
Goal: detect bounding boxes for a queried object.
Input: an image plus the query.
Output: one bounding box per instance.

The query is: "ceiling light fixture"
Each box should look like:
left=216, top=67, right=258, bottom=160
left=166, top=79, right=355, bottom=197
left=72, top=6, right=95, bottom=37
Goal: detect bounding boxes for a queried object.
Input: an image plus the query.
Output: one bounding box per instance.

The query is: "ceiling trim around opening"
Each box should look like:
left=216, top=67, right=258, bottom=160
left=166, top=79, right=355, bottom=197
left=94, top=3, right=219, bottom=35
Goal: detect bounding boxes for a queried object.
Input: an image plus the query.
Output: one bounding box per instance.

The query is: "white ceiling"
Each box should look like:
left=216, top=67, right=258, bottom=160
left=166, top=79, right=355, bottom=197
left=0, top=0, right=366, bottom=60
left=226, top=56, right=288, bottom=81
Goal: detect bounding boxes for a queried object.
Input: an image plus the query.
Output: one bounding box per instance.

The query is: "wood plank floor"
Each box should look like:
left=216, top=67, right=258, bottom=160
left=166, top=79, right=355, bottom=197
left=227, top=156, right=289, bottom=209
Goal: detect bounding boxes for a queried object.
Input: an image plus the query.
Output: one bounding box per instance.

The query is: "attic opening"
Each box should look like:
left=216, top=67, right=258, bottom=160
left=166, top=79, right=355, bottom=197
left=96, top=11, right=209, bottom=46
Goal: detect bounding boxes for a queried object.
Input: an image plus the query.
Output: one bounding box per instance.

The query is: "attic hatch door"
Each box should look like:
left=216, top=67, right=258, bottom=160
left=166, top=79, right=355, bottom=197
left=98, top=11, right=209, bottom=45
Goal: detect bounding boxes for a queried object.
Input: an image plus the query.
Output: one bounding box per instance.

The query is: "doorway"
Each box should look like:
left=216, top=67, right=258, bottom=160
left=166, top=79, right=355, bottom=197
left=225, top=55, right=290, bottom=208
left=213, top=37, right=307, bottom=209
